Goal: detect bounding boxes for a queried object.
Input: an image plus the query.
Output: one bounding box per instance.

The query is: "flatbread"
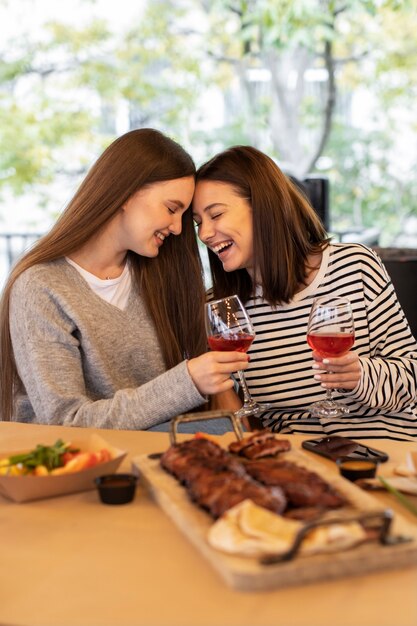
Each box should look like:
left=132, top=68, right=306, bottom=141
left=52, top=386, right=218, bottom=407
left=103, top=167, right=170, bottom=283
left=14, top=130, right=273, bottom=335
left=208, top=499, right=366, bottom=558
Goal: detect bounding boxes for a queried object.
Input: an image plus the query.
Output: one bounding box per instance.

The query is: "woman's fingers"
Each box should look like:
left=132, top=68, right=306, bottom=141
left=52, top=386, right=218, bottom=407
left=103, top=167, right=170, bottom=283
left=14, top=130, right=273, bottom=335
left=187, top=351, right=249, bottom=395
left=312, top=350, right=357, bottom=367
left=312, top=350, right=360, bottom=372
left=315, top=373, right=359, bottom=390
left=210, top=350, right=249, bottom=364
left=312, top=350, right=362, bottom=390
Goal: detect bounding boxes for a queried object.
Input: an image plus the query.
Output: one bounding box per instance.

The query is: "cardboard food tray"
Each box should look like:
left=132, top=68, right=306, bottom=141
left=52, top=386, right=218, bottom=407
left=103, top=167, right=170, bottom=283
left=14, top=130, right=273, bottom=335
left=0, top=434, right=126, bottom=503
left=132, top=448, right=417, bottom=591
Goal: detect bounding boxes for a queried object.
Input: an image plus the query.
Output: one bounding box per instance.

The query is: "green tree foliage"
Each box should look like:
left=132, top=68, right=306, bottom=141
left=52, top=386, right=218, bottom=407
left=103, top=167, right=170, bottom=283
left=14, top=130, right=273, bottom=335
left=0, top=0, right=204, bottom=214
left=318, top=1, right=417, bottom=236
left=0, top=0, right=415, bottom=242
left=0, top=13, right=108, bottom=204
left=197, top=0, right=417, bottom=239
left=324, top=125, right=410, bottom=238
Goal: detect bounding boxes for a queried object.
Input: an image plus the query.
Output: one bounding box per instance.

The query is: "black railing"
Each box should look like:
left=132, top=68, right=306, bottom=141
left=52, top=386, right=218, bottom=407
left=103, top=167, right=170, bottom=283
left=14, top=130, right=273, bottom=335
left=0, top=232, right=43, bottom=272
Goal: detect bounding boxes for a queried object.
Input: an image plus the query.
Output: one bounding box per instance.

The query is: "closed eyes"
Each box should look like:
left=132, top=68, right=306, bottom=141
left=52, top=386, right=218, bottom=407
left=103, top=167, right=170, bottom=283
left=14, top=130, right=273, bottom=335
left=193, top=211, right=223, bottom=228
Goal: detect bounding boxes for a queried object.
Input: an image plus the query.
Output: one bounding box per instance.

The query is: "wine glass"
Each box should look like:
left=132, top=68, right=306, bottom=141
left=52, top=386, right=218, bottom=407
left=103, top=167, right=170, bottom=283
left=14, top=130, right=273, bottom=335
left=307, top=296, right=355, bottom=418
left=205, top=295, right=271, bottom=419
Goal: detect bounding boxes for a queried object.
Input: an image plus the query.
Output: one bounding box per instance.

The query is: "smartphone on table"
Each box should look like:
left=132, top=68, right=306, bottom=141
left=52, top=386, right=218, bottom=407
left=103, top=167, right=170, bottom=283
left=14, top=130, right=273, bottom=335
left=301, top=436, right=389, bottom=463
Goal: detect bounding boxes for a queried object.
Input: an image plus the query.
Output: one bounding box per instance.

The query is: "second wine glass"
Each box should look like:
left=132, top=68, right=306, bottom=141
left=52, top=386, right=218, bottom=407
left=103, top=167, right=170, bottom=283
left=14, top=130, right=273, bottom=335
left=307, top=295, right=355, bottom=418
left=205, top=295, right=270, bottom=418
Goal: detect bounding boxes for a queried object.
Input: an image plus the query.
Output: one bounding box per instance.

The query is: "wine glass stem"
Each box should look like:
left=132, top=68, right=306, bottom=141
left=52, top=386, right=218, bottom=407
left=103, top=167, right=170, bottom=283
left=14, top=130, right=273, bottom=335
left=326, top=371, right=334, bottom=401
left=237, top=370, right=252, bottom=406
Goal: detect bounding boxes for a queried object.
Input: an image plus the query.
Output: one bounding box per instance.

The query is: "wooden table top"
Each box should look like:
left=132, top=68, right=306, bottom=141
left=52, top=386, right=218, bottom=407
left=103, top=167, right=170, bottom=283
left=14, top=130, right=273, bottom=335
left=0, top=420, right=416, bottom=626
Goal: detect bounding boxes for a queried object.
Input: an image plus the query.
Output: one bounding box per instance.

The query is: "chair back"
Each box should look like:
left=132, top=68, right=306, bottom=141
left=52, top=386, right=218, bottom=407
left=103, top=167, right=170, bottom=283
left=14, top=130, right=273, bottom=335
left=374, top=247, right=417, bottom=339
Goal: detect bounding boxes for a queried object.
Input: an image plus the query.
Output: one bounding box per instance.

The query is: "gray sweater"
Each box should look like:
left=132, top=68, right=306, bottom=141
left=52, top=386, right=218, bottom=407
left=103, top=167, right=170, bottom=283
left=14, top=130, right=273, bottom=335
left=9, top=259, right=206, bottom=429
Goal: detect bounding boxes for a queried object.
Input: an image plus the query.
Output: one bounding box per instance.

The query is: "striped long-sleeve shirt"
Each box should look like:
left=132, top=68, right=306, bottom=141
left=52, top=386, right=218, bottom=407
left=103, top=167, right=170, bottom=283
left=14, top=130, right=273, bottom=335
left=215, top=243, right=417, bottom=441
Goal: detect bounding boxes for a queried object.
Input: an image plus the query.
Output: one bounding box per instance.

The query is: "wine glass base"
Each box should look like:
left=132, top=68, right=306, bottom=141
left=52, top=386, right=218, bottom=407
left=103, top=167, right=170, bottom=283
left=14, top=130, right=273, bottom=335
left=235, top=402, right=272, bottom=419
left=310, top=400, right=349, bottom=419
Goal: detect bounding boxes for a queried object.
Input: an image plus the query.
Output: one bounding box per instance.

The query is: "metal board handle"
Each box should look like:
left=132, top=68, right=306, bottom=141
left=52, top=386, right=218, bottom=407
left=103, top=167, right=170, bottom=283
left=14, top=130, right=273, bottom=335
left=260, top=509, right=411, bottom=565
left=169, top=410, right=244, bottom=445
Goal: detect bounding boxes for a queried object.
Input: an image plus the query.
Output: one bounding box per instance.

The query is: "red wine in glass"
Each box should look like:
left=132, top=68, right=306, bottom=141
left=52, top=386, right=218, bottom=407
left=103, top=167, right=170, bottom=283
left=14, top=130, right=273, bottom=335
left=307, top=296, right=355, bottom=418
left=207, top=332, right=254, bottom=353
left=205, top=295, right=270, bottom=418
left=307, top=333, right=355, bottom=358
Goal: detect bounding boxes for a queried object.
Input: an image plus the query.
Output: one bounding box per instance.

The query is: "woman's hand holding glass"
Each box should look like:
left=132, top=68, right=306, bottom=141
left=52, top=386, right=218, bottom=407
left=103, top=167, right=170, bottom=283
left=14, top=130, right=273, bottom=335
left=312, top=350, right=362, bottom=391
left=187, top=350, right=249, bottom=396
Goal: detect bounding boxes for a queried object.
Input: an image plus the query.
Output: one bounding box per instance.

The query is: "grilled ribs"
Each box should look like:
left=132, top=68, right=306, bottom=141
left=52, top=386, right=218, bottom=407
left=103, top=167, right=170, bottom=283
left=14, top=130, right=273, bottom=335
left=228, top=429, right=291, bottom=459
left=161, top=438, right=287, bottom=518
left=244, top=458, right=346, bottom=509
left=160, top=435, right=346, bottom=521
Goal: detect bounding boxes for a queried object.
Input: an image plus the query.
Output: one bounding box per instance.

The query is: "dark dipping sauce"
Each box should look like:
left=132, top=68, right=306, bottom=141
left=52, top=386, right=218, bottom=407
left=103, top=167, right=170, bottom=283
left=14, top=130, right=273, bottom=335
left=102, top=477, right=132, bottom=487
left=95, top=473, right=137, bottom=505
left=337, top=458, right=378, bottom=482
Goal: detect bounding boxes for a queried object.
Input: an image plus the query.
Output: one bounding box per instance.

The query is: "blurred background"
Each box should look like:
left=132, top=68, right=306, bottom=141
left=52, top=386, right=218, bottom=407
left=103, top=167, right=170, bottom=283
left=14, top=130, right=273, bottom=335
left=0, top=0, right=416, bottom=287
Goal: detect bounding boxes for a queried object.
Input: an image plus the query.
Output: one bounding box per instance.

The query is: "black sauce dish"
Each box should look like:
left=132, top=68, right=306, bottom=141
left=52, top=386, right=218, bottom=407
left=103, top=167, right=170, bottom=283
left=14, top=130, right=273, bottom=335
left=336, top=457, right=379, bottom=482
left=95, top=473, right=138, bottom=505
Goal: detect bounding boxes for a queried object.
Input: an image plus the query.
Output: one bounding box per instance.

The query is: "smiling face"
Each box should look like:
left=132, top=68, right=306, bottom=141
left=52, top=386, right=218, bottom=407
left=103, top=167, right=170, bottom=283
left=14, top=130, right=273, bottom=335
left=117, top=176, right=195, bottom=257
left=192, top=180, right=254, bottom=274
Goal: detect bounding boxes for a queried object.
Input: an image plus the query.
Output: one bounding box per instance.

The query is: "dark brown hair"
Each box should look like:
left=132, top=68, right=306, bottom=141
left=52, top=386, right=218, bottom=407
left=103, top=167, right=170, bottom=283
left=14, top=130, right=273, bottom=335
left=0, top=128, right=206, bottom=420
left=195, top=145, right=329, bottom=304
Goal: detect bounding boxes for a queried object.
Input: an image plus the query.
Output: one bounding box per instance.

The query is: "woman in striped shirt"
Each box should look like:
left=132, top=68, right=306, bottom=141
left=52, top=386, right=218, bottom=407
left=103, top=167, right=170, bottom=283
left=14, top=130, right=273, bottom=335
left=192, top=145, right=417, bottom=441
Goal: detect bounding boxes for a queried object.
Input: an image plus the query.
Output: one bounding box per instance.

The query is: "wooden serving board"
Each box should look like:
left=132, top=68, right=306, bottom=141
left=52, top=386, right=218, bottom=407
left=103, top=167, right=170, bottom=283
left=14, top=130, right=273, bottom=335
left=132, top=449, right=417, bottom=591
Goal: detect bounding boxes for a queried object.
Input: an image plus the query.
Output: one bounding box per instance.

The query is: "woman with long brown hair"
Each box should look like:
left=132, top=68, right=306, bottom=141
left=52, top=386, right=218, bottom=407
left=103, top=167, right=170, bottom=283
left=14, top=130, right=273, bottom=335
left=0, top=129, right=248, bottom=429
left=192, top=145, right=417, bottom=440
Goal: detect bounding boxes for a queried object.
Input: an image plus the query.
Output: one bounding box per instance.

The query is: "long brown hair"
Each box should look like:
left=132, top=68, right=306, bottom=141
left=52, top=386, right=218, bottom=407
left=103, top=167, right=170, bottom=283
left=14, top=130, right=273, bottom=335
left=195, top=145, right=330, bottom=304
left=0, top=128, right=206, bottom=421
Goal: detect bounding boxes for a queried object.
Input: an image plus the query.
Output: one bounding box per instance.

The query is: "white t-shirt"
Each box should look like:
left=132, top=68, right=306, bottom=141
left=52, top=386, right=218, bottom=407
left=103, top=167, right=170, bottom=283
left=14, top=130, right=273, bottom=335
left=65, top=258, right=132, bottom=310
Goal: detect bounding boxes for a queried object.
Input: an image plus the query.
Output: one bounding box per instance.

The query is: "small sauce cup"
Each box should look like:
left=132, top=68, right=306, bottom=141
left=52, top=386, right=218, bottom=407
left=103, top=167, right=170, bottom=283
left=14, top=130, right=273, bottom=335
left=95, top=473, right=137, bottom=505
left=336, top=458, right=379, bottom=482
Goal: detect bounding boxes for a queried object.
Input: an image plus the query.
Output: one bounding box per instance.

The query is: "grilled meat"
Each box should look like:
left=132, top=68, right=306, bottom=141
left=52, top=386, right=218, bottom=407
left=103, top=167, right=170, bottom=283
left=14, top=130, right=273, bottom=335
left=161, top=438, right=239, bottom=482
left=242, top=438, right=292, bottom=459
left=244, top=459, right=346, bottom=509
left=283, top=506, right=329, bottom=521
left=228, top=429, right=291, bottom=459
left=160, top=435, right=346, bottom=521
left=161, top=438, right=287, bottom=518
left=188, top=469, right=287, bottom=518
